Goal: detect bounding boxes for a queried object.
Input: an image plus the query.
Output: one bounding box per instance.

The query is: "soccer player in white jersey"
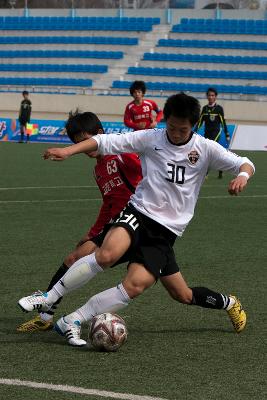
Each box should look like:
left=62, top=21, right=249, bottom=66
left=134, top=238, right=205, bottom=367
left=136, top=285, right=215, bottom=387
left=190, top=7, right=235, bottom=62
left=18, top=93, right=255, bottom=346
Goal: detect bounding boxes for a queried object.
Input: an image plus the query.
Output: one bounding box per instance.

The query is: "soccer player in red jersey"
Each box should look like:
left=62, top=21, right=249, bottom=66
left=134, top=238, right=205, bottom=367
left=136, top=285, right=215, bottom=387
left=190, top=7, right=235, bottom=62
left=124, top=80, right=163, bottom=130
left=17, top=111, right=142, bottom=332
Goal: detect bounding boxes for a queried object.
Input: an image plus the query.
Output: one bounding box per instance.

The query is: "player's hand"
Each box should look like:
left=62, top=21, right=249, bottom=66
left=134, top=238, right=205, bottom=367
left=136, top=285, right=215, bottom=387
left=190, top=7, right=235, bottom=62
left=136, top=122, right=146, bottom=129
left=149, top=121, right=157, bottom=128
left=43, top=147, right=70, bottom=161
left=228, top=176, right=248, bottom=196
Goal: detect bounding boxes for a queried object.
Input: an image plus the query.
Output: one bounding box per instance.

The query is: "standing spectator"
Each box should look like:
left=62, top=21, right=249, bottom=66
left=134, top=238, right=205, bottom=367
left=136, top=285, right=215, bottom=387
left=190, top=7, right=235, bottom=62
left=18, top=91, right=32, bottom=143
left=196, top=88, right=230, bottom=179
left=124, top=80, right=163, bottom=131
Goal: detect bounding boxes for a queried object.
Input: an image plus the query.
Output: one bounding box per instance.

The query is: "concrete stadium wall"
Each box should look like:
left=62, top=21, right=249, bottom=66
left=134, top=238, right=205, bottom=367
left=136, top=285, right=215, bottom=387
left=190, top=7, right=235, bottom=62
left=1, top=92, right=266, bottom=125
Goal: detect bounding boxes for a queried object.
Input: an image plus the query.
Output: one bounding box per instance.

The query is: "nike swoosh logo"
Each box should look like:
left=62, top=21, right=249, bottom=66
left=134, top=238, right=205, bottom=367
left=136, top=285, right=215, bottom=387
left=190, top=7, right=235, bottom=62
left=154, top=147, right=163, bottom=151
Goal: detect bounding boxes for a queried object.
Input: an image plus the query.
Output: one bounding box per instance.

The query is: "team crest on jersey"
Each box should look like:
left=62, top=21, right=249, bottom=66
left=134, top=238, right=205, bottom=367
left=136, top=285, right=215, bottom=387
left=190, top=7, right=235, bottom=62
left=188, top=150, right=200, bottom=165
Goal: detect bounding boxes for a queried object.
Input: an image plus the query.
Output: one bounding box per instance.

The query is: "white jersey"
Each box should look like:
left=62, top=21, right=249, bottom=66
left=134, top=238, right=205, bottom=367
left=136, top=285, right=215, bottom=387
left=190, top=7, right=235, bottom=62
left=94, top=129, right=253, bottom=236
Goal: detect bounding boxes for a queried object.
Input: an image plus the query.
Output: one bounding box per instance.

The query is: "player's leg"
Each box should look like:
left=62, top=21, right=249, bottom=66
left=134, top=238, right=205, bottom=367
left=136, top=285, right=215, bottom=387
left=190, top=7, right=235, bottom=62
left=19, top=123, right=24, bottom=143
left=17, top=240, right=98, bottom=332
left=160, top=272, right=246, bottom=333
left=38, top=240, right=99, bottom=321
left=55, top=263, right=156, bottom=346
left=50, top=226, right=131, bottom=299
left=18, top=226, right=132, bottom=314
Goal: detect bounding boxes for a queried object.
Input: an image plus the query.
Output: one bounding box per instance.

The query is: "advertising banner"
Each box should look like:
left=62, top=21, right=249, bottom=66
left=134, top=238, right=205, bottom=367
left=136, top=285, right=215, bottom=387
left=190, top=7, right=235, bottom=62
left=0, top=117, right=235, bottom=148
left=231, top=125, right=267, bottom=151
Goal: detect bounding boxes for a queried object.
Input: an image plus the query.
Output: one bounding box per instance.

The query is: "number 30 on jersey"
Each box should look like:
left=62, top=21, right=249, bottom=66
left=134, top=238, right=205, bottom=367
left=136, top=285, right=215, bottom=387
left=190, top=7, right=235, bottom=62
left=166, top=163, right=185, bottom=184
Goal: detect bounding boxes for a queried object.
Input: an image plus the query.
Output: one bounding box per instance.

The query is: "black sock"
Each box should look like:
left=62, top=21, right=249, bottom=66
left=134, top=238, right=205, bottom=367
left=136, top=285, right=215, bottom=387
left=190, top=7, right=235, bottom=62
left=191, top=287, right=229, bottom=309
left=44, top=263, right=69, bottom=316
left=46, top=263, right=68, bottom=291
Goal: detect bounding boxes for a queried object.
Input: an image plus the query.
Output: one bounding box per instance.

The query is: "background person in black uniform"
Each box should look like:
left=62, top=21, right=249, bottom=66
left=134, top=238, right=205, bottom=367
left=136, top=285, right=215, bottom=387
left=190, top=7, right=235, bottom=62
left=18, top=91, right=32, bottom=143
left=196, top=88, right=230, bottom=178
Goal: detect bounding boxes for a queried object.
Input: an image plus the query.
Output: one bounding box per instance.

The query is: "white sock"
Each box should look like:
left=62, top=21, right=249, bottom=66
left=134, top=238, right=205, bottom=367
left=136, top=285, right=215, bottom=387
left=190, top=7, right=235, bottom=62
left=65, top=283, right=130, bottom=324
left=46, top=253, right=103, bottom=304
left=226, top=296, right=236, bottom=310
left=39, top=312, right=53, bottom=322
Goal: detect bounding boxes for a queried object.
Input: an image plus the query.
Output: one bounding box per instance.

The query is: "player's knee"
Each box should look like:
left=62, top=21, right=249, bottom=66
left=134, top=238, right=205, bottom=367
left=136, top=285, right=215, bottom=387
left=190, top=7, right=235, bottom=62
left=64, top=253, right=79, bottom=267
left=95, top=249, right=116, bottom=268
left=123, top=281, right=147, bottom=299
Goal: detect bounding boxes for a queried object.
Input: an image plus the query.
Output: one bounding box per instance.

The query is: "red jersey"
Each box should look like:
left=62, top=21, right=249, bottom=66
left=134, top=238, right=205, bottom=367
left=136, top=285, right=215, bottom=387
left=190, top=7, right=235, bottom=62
left=88, top=153, right=142, bottom=238
left=124, top=99, right=163, bottom=130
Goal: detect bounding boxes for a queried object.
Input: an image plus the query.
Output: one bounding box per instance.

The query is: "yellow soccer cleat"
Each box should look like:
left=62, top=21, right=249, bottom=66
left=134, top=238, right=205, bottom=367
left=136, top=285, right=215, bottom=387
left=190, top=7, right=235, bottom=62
left=17, top=315, right=53, bottom=333
left=227, top=295, right=247, bottom=333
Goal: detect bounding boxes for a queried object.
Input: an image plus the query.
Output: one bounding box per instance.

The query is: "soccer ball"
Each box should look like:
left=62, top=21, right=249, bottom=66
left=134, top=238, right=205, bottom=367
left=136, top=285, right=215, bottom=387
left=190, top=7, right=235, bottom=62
left=88, top=313, right=128, bottom=352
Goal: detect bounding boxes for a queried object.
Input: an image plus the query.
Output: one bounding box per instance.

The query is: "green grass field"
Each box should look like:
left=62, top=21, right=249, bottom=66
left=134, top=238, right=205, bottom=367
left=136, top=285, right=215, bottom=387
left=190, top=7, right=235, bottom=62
left=0, top=142, right=266, bottom=400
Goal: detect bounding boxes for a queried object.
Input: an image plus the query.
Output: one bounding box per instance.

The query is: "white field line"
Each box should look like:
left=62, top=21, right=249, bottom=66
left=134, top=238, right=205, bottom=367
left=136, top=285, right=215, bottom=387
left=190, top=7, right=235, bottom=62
left=0, top=194, right=266, bottom=204
left=0, top=378, right=168, bottom=400
left=0, top=184, right=265, bottom=191
left=0, top=198, right=102, bottom=203
left=199, top=194, right=267, bottom=199
left=0, top=185, right=97, bottom=190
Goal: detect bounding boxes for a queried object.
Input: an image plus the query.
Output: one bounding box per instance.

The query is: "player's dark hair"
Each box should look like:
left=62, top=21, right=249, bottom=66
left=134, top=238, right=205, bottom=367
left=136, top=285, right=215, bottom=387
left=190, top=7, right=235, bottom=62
left=129, top=80, right=146, bottom=96
left=22, top=90, right=29, bottom=96
left=163, top=92, right=201, bottom=126
left=65, top=110, right=103, bottom=143
left=206, top=87, right=218, bottom=96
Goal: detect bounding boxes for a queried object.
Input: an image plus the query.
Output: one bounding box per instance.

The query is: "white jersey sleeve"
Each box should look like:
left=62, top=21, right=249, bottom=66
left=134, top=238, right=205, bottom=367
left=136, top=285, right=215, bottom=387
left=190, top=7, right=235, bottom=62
left=207, top=139, right=255, bottom=175
left=93, top=130, right=151, bottom=155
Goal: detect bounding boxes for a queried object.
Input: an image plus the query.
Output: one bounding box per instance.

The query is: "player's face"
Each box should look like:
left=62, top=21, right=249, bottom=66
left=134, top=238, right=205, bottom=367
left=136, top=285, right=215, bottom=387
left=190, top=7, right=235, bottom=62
left=207, top=92, right=217, bottom=105
left=132, top=89, right=144, bottom=103
left=166, top=115, right=192, bottom=145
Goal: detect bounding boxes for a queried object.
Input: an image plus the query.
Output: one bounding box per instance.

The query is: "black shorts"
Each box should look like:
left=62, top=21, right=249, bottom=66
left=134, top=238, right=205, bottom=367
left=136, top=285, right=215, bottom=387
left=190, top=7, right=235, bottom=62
left=91, top=203, right=179, bottom=278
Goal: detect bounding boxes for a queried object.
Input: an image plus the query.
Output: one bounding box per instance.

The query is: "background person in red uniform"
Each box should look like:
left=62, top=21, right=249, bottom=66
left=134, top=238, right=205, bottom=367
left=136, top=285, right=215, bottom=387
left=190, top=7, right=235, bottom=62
left=17, top=111, right=142, bottom=333
left=124, top=80, right=163, bottom=131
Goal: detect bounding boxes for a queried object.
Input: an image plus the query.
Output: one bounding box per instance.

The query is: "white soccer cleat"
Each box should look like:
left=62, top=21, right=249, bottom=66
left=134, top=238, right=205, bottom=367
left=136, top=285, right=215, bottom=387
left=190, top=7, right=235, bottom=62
left=18, top=291, right=52, bottom=313
left=54, top=316, right=87, bottom=347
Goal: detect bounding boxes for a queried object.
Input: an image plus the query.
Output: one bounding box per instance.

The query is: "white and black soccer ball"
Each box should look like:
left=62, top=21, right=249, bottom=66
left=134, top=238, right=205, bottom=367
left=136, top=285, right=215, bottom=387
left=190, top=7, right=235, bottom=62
left=88, top=313, right=128, bottom=352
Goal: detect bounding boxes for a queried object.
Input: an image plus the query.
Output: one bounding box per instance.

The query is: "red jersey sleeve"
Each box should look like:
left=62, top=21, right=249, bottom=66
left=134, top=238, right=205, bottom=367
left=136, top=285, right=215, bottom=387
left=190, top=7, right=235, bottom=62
left=150, top=100, right=163, bottom=123
left=124, top=103, right=138, bottom=129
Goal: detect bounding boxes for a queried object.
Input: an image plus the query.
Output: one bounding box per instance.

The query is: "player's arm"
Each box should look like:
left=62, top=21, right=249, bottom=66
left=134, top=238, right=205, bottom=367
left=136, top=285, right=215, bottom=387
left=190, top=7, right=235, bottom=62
left=123, top=105, right=138, bottom=129
left=228, top=162, right=254, bottom=196
left=43, top=137, right=99, bottom=160
left=218, top=106, right=230, bottom=141
left=208, top=141, right=255, bottom=195
left=44, top=131, right=147, bottom=161
left=195, top=107, right=205, bottom=132
left=150, top=101, right=163, bottom=126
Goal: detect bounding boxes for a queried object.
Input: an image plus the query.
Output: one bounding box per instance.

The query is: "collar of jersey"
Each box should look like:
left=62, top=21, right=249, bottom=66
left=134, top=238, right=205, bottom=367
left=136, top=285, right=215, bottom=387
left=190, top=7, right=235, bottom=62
left=166, top=131, right=194, bottom=146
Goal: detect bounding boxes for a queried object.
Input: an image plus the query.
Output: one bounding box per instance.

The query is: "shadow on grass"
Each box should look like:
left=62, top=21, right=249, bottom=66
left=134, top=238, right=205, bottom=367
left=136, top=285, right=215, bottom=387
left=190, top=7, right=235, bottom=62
left=130, top=327, right=232, bottom=334
left=1, top=316, right=233, bottom=351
